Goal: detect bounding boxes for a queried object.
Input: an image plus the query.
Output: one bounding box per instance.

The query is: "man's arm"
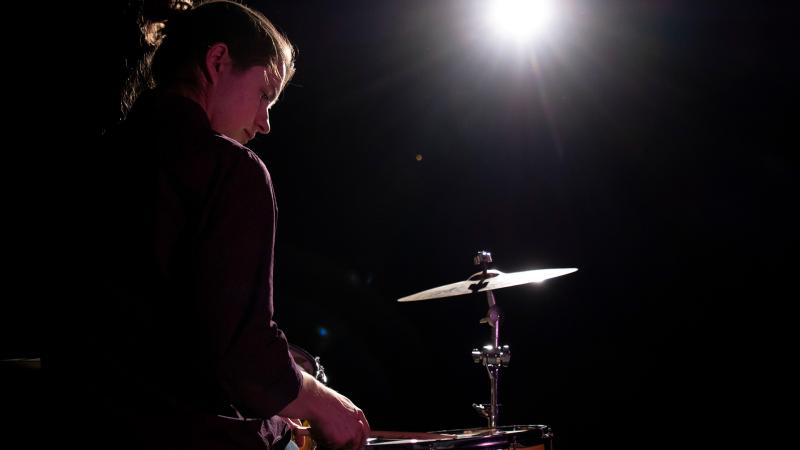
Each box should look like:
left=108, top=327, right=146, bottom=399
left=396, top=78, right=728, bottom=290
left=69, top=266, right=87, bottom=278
left=192, top=146, right=301, bottom=417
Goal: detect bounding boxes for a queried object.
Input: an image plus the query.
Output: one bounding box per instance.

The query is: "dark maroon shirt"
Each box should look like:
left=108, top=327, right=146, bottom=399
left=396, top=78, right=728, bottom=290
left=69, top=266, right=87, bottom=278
left=55, top=90, right=302, bottom=449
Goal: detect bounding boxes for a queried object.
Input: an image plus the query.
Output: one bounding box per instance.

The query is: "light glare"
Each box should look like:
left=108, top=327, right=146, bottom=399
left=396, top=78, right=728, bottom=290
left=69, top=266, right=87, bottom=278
left=488, top=0, right=556, bottom=42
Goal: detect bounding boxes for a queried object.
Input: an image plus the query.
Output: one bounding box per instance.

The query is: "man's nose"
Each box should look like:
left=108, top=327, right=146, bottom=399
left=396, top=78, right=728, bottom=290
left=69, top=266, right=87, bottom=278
left=256, top=113, right=271, bottom=135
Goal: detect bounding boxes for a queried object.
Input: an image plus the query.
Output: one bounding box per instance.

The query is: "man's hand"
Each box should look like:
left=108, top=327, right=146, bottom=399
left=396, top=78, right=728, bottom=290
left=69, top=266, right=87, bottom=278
left=280, top=372, right=371, bottom=450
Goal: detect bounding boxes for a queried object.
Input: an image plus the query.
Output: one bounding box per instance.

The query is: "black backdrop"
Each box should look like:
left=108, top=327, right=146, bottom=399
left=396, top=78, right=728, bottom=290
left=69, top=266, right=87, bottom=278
left=4, top=1, right=796, bottom=449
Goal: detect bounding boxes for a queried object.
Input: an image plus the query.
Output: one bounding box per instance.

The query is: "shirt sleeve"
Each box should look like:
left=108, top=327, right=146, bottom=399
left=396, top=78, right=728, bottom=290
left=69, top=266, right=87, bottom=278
left=191, top=146, right=302, bottom=418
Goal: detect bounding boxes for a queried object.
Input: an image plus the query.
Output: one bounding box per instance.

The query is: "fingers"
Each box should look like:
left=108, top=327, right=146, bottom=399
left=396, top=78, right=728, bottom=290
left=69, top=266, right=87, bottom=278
left=338, top=411, right=368, bottom=450
left=360, top=417, right=370, bottom=449
left=285, top=417, right=306, bottom=430
left=307, top=388, right=370, bottom=450
left=356, top=409, right=370, bottom=449
left=337, top=411, right=371, bottom=450
left=358, top=417, right=369, bottom=450
left=357, top=408, right=370, bottom=433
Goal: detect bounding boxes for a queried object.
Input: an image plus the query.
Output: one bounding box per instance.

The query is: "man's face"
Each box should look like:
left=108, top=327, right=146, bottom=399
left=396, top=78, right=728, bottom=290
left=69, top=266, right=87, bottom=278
left=208, top=62, right=285, bottom=145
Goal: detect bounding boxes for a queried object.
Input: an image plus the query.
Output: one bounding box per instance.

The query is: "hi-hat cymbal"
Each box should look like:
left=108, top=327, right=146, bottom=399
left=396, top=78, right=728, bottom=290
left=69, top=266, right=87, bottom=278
left=398, top=268, right=578, bottom=302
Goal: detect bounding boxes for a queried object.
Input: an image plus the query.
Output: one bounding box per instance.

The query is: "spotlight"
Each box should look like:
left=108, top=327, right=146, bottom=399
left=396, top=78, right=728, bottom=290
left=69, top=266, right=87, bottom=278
left=487, top=0, right=556, bottom=43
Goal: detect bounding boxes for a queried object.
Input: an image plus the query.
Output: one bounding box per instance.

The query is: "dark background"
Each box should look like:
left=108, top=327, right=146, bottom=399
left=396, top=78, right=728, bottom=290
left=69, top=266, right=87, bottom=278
left=4, top=1, right=796, bottom=449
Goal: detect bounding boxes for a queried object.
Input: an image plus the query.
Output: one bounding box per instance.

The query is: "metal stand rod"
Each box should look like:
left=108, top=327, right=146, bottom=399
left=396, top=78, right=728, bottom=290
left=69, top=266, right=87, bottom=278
left=486, top=291, right=500, bottom=429
left=487, top=366, right=499, bottom=428
left=471, top=251, right=510, bottom=429
left=488, top=290, right=500, bottom=348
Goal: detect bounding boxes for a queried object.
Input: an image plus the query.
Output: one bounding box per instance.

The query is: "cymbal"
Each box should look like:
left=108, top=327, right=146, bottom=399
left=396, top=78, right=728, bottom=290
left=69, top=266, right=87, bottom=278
left=398, top=268, right=577, bottom=302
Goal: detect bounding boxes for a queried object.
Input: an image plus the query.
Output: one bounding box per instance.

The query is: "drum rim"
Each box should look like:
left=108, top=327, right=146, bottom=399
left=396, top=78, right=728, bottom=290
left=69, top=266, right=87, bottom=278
left=367, top=425, right=553, bottom=448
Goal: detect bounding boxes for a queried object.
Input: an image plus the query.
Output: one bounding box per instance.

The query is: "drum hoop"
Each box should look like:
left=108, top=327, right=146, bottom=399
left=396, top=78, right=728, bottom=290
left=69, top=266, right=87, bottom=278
left=368, top=425, right=552, bottom=449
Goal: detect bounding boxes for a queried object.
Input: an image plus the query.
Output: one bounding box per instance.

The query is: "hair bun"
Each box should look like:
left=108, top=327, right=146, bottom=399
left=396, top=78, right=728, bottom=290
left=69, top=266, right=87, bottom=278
left=142, top=0, right=193, bottom=22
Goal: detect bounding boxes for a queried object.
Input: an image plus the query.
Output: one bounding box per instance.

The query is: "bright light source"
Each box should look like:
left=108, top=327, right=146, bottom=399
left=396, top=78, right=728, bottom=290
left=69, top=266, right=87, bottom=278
left=487, top=0, right=556, bottom=43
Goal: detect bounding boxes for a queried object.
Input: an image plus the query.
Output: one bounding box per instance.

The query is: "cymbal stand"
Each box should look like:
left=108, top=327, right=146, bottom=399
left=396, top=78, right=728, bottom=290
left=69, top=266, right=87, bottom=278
left=470, top=251, right=510, bottom=428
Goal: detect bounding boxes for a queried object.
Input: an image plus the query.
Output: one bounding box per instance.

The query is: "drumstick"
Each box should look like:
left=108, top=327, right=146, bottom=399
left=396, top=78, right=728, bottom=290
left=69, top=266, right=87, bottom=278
left=369, top=430, right=455, bottom=440
left=294, top=427, right=455, bottom=441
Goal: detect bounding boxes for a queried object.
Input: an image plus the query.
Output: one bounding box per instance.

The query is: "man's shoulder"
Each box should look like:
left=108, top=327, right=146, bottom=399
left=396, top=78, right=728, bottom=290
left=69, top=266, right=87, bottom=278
left=206, top=134, right=267, bottom=173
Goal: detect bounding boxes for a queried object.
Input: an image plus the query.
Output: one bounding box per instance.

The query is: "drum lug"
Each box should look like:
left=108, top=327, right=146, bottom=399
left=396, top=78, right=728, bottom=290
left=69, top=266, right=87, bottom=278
left=314, top=356, right=328, bottom=385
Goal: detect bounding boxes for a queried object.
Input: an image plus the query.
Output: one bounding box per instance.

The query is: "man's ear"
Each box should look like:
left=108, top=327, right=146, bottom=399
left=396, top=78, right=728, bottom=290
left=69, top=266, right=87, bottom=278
left=203, top=43, right=230, bottom=85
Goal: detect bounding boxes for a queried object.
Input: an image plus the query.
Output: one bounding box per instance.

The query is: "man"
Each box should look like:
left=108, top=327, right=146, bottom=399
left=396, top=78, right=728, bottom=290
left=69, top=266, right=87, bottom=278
left=50, top=2, right=369, bottom=449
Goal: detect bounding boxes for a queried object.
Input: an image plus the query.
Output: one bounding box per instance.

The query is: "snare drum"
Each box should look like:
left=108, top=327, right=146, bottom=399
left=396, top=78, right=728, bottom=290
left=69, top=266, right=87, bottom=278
left=368, top=425, right=552, bottom=450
